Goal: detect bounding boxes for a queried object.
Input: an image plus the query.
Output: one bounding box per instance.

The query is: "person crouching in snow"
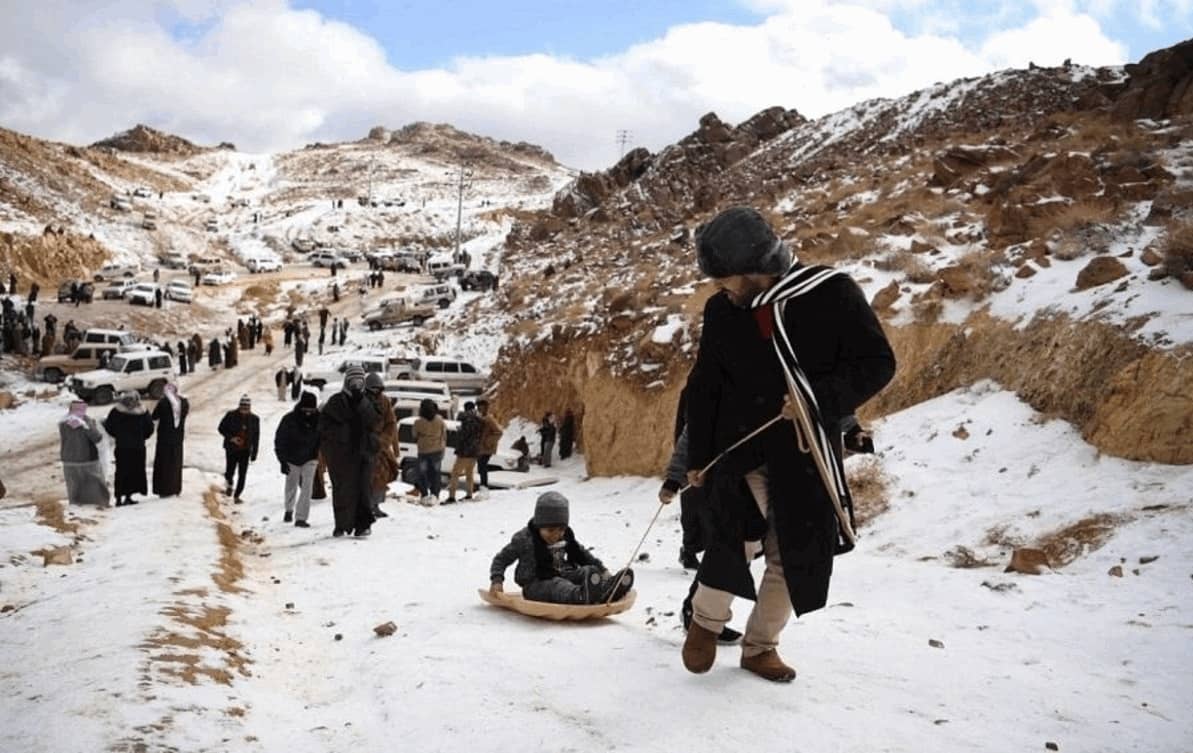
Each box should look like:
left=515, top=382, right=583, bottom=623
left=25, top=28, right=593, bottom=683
left=489, top=492, right=634, bottom=605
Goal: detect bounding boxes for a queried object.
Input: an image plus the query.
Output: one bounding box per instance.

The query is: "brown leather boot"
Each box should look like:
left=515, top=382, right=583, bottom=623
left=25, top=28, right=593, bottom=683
left=682, top=622, right=719, bottom=674
left=740, top=650, right=797, bottom=682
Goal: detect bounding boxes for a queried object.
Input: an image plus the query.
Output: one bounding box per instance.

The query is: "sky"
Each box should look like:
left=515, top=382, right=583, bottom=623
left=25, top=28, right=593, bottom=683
left=0, top=0, right=1190, bottom=170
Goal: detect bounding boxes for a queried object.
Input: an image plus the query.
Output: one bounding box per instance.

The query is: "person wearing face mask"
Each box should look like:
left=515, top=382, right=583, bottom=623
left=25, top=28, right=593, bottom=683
left=151, top=383, right=189, bottom=498
left=217, top=395, right=259, bottom=503
left=365, top=372, right=399, bottom=519
left=103, top=391, right=155, bottom=507
left=59, top=400, right=110, bottom=506
left=274, top=392, right=321, bottom=528
left=318, top=365, right=381, bottom=537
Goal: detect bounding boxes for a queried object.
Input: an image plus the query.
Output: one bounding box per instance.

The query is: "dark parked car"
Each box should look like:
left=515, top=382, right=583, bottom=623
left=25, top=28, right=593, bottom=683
left=57, top=280, right=94, bottom=303
left=460, top=270, right=498, bottom=291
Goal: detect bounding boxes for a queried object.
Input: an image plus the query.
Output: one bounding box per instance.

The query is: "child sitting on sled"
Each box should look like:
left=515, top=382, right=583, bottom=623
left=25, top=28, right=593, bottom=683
left=489, top=491, right=634, bottom=605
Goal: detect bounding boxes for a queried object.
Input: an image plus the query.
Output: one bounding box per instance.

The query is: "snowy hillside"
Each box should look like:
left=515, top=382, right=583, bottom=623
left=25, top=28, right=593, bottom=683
left=1, top=373, right=1189, bottom=752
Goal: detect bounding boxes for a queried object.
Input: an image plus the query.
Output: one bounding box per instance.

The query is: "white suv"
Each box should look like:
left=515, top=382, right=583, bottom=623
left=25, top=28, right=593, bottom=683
left=93, top=262, right=140, bottom=281
left=304, top=356, right=388, bottom=390
left=125, top=282, right=160, bottom=306
left=383, top=380, right=457, bottom=421
left=406, top=283, right=457, bottom=309
left=394, top=356, right=487, bottom=394
left=311, top=252, right=348, bottom=269
left=246, top=256, right=282, bottom=273
left=70, top=349, right=176, bottom=405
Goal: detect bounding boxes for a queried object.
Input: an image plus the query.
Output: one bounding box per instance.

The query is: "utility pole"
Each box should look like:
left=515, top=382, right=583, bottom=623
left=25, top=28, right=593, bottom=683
left=367, top=153, right=376, bottom=206
left=616, top=129, right=632, bottom=159
left=454, top=162, right=472, bottom=265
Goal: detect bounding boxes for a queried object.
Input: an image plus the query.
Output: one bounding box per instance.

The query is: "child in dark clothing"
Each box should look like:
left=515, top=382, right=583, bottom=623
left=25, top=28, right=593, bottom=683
left=490, top=492, right=634, bottom=605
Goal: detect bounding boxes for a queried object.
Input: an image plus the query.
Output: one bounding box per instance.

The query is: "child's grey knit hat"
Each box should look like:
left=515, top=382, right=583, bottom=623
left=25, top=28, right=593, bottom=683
left=533, top=491, right=569, bottom=528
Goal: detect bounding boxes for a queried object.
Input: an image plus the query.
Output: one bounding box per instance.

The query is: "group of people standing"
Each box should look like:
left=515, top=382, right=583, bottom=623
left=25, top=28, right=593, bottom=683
left=409, top=398, right=502, bottom=505
left=534, top=409, right=576, bottom=468
left=58, top=384, right=190, bottom=507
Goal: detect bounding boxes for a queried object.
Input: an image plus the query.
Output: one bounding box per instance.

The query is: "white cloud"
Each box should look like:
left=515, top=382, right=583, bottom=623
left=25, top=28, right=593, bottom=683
left=0, top=0, right=1135, bottom=170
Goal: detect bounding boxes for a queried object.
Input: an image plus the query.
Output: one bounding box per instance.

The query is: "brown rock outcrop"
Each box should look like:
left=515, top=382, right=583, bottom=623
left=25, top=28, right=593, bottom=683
left=871, top=280, right=901, bottom=310
left=91, top=124, right=205, bottom=155
left=1005, top=548, right=1050, bottom=575
left=1112, top=38, right=1193, bottom=121
left=1074, top=256, right=1129, bottom=290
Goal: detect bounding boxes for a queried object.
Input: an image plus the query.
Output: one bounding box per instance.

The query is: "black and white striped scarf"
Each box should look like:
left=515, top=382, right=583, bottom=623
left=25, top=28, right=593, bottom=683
left=751, top=263, right=857, bottom=549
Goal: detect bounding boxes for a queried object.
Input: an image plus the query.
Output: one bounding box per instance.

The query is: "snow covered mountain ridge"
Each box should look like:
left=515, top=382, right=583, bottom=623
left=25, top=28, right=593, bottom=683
left=482, top=38, right=1193, bottom=477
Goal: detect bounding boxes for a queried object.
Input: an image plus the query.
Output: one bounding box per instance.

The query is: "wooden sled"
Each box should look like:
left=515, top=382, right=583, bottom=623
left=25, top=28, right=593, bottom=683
left=477, top=588, right=636, bottom=621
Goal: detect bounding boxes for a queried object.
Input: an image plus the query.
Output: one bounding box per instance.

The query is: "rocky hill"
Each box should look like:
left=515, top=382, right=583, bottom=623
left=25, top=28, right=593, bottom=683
left=479, top=39, right=1193, bottom=476
left=90, top=124, right=214, bottom=156
left=0, top=121, right=571, bottom=284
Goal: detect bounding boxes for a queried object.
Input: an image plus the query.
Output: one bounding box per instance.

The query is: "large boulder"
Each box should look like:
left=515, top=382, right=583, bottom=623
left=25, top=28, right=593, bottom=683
left=1075, top=256, right=1129, bottom=290
left=1112, top=38, right=1193, bottom=120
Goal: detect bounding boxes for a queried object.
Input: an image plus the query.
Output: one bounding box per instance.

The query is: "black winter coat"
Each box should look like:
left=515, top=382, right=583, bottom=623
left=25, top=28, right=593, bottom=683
left=274, top=408, right=321, bottom=465
left=489, top=520, right=606, bottom=587
left=455, top=412, right=482, bottom=458
left=103, top=406, right=154, bottom=449
left=218, top=410, right=259, bottom=458
left=686, top=270, right=895, bottom=616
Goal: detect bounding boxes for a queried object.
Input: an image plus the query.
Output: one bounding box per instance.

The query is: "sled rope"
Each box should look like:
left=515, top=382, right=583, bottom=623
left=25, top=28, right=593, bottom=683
left=604, top=413, right=784, bottom=605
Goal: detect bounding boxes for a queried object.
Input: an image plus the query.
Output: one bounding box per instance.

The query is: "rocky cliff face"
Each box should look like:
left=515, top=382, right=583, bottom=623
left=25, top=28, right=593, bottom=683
left=488, top=40, right=1193, bottom=474
left=1112, top=38, right=1193, bottom=120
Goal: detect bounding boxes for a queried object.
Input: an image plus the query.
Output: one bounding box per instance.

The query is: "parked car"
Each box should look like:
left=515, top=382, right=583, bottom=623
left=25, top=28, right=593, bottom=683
left=304, top=356, right=388, bottom=390
left=35, top=343, right=120, bottom=383
left=93, top=262, right=140, bottom=281
left=141, top=211, right=158, bottom=231
left=396, top=417, right=520, bottom=485
left=132, top=187, right=153, bottom=198
left=245, top=256, right=281, bottom=273
left=125, top=283, right=161, bottom=306
left=460, top=270, right=498, bottom=291
left=311, top=251, right=348, bottom=269
left=204, top=218, right=219, bottom=232
left=405, top=283, right=457, bottom=309
left=201, top=268, right=236, bottom=286
left=164, top=281, right=193, bottom=303
left=101, top=279, right=137, bottom=300
left=109, top=194, right=132, bottom=211
left=291, top=237, right=315, bottom=253
left=159, top=252, right=189, bottom=269
left=339, top=249, right=363, bottom=263
left=362, top=298, right=436, bottom=330
left=57, top=280, right=84, bottom=302
left=384, top=380, right=456, bottom=422
left=392, top=356, right=487, bottom=393
left=80, top=329, right=141, bottom=349
left=70, top=349, right=176, bottom=405
left=188, top=255, right=225, bottom=275
left=426, top=255, right=465, bottom=280
left=231, top=198, right=250, bottom=208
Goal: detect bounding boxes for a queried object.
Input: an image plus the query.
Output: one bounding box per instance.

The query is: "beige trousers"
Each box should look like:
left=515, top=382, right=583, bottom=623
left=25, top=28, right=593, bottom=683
left=447, top=456, right=477, bottom=498
left=691, top=467, right=793, bottom=658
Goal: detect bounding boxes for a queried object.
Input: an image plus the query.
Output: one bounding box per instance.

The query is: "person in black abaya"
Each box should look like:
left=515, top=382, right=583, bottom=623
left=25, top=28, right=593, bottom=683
left=152, top=383, right=189, bottom=497
left=103, top=391, right=154, bottom=506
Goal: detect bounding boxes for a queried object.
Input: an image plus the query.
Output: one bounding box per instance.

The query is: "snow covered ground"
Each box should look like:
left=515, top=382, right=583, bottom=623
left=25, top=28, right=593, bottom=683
left=2, top=374, right=1189, bottom=752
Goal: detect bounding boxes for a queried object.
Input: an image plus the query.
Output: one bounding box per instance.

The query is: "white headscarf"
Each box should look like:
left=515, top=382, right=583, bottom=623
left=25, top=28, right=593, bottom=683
left=164, top=383, right=182, bottom=426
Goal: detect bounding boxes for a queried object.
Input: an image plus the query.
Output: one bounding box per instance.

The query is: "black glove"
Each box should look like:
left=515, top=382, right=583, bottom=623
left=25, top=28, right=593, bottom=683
left=280, top=461, right=289, bottom=475
left=844, top=425, right=874, bottom=454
